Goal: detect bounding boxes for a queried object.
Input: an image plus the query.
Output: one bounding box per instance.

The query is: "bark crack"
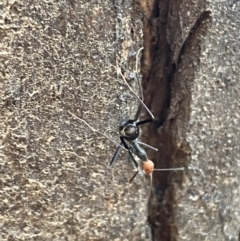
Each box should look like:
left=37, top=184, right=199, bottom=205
left=138, top=0, right=212, bottom=240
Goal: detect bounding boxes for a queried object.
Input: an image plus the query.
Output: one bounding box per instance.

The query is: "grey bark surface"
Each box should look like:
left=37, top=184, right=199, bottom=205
left=141, top=0, right=240, bottom=240
left=0, top=0, right=239, bottom=241
left=0, top=1, right=150, bottom=240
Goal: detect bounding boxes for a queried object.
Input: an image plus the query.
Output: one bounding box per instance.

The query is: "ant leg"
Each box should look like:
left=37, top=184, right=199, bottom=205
left=129, top=170, right=139, bottom=183
left=136, top=118, right=152, bottom=126
left=129, top=141, right=148, bottom=162
left=138, top=141, right=158, bottom=151
left=110, top=145, right=122, bottom=166
left=120, top=136, right=129, bottom=149
left=120, top=137, right=139, bottom=168
left=134, top=48, right=155, bottom=121
left=135, top=73, right=143, bottom=100
left=115, top=66, right=154, bottom=119
left=110, top=137, right=129, bottom=166
left=128, top=149, right=139, bottom=168
left=68, top=111, right=126, bottom=150
left=133, top=103, right=142, bottom=121
left=133, top=73, right=152, bottom=121
left=110, top=138, right=139, bottom=168
left=135, top=48, right=144, bottom=100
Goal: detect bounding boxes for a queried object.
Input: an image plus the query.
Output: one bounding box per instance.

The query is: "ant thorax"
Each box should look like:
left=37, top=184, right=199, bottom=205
left=119, top=119, right=139, bottom=141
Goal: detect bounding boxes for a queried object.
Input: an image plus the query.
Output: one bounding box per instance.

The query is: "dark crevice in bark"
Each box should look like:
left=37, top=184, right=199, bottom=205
left=138, top=0, right=211, bottom=240
left=177, top=11, right=212, bottom=66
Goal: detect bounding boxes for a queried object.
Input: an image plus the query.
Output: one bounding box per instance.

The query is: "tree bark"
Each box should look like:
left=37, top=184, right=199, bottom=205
left=141, top=1, right=240, bottom=240
left=0, top=0, right=239, bottom=241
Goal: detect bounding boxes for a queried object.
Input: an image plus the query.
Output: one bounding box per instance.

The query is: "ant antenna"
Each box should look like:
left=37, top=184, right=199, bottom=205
left=138, top=141, right=158, bottom=151
left=68, top=111, right=127, bottom=150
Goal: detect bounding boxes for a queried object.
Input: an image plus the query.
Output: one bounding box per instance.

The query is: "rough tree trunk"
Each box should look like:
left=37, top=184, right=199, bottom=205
left=0, top=0, right=239, bottom=241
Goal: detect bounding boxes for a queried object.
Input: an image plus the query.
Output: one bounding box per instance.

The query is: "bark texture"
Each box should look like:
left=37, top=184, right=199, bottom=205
left=0, top=1, right=150, bottom=240
left=141, top=1, right=240, bottom=240
left=0, top=0, right=239, bottom=241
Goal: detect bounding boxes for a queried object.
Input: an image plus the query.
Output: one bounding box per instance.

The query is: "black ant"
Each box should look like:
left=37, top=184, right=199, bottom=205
left=103, top=48, right=157, bottom=170
left=66, top=48, right=183, bottom=182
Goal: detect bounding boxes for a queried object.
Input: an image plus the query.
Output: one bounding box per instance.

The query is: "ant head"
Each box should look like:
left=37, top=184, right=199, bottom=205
left=143, top=160, right=154, bottom=175
left=119, top=119, right=139, bottom=140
